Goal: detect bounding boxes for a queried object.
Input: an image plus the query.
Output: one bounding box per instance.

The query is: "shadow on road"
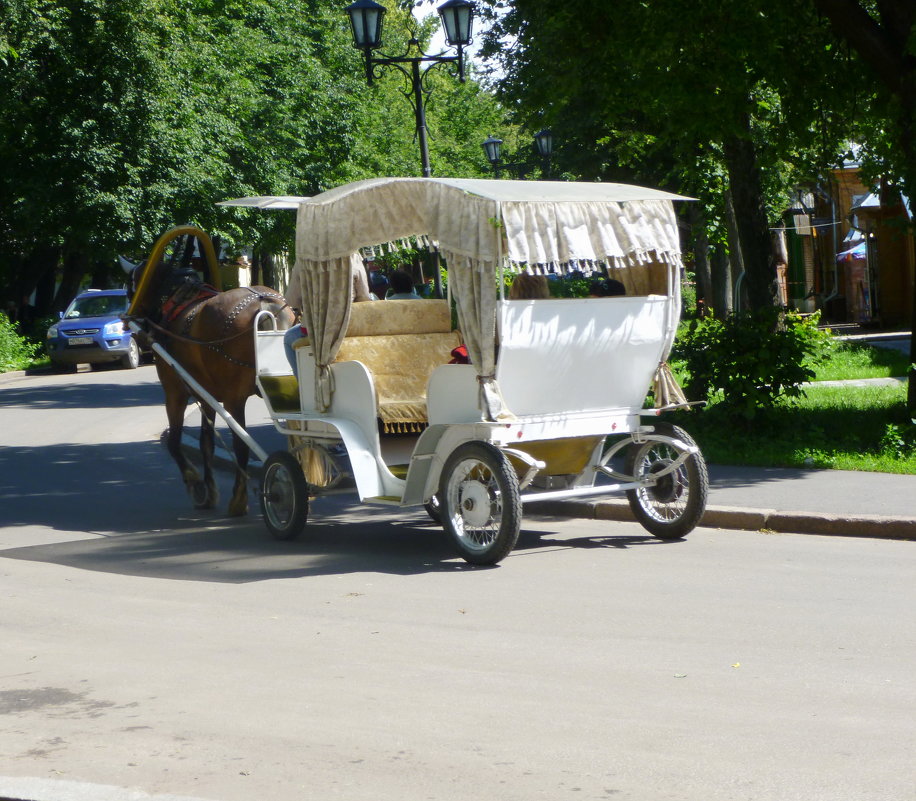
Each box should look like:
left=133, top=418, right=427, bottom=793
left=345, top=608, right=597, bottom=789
left=0, top=437, right=666, bottom=583
left=1, top=373, right=163, bottom=410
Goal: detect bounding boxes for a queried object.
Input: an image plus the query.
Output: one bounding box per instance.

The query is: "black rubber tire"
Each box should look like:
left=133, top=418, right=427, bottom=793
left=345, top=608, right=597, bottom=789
left=423, top=494, right=442, bottom=524
left=120, top=337, right=140, bottom=369
left=260, top=450, right=309, bottom=541
left=440, top=442, right=521, bottom=565
left=625, top=422, right=708, bottom=540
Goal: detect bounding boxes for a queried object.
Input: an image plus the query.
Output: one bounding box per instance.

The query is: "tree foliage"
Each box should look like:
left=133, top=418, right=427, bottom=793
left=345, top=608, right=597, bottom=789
left=0, top=0, right=511, bottom=312
left=478, top=0, right=861, bottom=310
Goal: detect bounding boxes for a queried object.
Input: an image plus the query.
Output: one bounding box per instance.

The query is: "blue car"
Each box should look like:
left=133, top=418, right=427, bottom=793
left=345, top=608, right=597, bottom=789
left=46, top=288, right=141, bottom=370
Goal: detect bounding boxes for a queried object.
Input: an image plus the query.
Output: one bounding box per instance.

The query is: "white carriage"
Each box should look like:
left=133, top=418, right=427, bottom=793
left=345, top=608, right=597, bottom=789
left=253, top=177, right=708, bottom=565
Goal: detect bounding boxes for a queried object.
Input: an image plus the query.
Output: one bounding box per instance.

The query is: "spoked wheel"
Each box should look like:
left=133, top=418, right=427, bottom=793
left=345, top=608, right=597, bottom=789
left=625, top=422, right=708, bottom=540
left=440, top=442, right=521, bottom=565
left=260, top=451, right=309, bottom=541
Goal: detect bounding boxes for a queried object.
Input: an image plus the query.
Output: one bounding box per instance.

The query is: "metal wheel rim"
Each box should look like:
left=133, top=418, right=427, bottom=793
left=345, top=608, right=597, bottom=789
left=446, top=457, right=503, bottom=552
left=633, top=443, right=689, bottom=523
left=263, top=462, right=297, bottom=529
left=125, top=339, right=139, bottom=367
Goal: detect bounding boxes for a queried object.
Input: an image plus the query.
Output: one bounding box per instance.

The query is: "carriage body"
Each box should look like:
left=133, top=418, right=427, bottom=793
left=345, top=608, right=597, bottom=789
left=254, top=177, right=709, bottom=563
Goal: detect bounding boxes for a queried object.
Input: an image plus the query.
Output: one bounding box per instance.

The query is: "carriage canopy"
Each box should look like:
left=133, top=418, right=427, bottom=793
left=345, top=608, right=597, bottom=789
left=290, top=177, right=691, bottom=416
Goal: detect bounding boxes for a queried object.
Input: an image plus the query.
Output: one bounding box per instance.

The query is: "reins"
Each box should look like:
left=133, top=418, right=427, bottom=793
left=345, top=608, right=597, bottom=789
left=128, top=288, right=291, bottom=364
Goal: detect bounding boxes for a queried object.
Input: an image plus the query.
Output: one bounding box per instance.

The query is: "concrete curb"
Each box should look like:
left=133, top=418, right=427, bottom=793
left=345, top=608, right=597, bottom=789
left=527, top=498, right=916, bottom=541
left=186, top=436, right=916, bottom=541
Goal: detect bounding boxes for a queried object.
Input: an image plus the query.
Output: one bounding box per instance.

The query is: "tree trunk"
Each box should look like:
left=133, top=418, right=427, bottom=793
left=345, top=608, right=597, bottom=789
left=52, top=250, right=89, bottom=313
left=906, top=222, right=916, bottom=423
left=261, top=252, right=275, bottom=288
left=710, top=244, right=733, bottom=318
left=724, top=190, right=746, bottom=312
left=34, top=259, right=58, bottom=317
left=16, top=244, right=60, bottom=316
left=898, top=89, right=916, bottom=419
left=687, top=204, right=712, bottom=314
left=723, top=117, right=777, bottom=310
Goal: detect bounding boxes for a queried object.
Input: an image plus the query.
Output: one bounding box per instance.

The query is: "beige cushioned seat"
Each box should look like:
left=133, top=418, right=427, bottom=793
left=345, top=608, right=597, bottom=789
left=334, top=299, right=460, bottom=432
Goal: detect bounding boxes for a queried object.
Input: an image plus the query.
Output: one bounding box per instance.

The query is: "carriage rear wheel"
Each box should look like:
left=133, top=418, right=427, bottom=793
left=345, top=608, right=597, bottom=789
left=625, top=423, right=708, bottom=540
left=440, top=442, right=521, bottom=565
left=260, top=450, right=309, bottom=540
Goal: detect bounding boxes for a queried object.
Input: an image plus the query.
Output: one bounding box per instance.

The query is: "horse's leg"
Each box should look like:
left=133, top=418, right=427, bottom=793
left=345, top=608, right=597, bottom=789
left=226, top=398, right=249, bottom=517
left=198, top=402, right=220, bottom=510
left=159, top=366, right=209, bottom=506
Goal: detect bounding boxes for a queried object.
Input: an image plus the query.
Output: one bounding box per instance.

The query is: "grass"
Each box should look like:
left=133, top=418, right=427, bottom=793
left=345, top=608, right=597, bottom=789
left=811, top=339, right=911, bottom=381
left=670, top=379, right=916, bottom=475
left=667, top=338, right=915, bottom=474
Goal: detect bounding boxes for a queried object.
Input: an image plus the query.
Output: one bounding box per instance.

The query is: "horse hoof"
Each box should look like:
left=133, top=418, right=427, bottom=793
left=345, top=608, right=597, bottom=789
left=190, top=481, right=215, bottom=509
left=228, top=498, right=248, bottom=517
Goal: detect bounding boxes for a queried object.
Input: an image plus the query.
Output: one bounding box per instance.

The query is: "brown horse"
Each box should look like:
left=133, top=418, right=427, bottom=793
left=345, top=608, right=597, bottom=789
left=129, top=259, right=294, bottom=516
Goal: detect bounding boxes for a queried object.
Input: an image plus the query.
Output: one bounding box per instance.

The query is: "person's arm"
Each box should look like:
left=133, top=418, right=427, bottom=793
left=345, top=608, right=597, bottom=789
left=284, top=272, right=303, bottom=316
left=351, top=255, right=372, bottom=302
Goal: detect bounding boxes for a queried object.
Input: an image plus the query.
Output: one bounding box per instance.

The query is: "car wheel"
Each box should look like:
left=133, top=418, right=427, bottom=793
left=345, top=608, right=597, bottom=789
left=120, top=337, right=141, bottom=369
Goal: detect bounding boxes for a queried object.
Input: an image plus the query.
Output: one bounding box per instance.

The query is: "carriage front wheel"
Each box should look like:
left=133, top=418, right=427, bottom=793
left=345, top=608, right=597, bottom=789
left=260, top=450, right=309, bottom=540
left=440, top=442, right=521, bottom=566
left=625, top=422, right=708, bottom=540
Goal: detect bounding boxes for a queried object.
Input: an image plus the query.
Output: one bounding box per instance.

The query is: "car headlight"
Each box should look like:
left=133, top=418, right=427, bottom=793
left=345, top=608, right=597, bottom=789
left=47, top=324, right=59, bottom=339
left=104, top=320, right=125, bottom=336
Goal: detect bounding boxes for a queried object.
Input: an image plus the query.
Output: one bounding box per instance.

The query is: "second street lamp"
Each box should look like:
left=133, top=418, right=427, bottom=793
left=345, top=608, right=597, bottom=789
left=534, top=128, right=553, bottom=177
left=345, top=0, right=474, bottom=178
left=482, top=135, right=503, bottom=178
left=482, top=130, right=555, bottom=179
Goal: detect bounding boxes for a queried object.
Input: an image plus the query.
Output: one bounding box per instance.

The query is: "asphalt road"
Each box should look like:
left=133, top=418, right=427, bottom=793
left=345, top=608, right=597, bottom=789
left=1, top=365, right=914, bottom=801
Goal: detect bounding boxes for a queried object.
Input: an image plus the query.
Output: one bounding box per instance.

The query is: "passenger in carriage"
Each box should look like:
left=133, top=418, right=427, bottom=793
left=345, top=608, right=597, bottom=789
left=508, top=271, right=550, bottom=300
left=386, top=269, right=421, bottom=300
left=588, top=277, right=626, bottom=297
left=283, top=258, right=372, bottom=376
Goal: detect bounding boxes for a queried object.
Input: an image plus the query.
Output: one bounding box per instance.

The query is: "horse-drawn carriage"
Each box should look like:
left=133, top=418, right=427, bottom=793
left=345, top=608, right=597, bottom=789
left=128, top=177, right=708, bottom=565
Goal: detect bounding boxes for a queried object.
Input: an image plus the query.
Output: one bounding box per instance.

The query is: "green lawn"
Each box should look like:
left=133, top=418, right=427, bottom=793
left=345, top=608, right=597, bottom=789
left=811, top=339, right=910, bottom=381
left=670, top=378, right=915, bottom=475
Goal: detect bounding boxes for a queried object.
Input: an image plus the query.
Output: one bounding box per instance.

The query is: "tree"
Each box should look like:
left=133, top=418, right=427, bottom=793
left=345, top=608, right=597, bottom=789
left=0, top=0, right=514, bottom=314
left=477, top=0, right=857, bottom=311
left=810, top=0, right=916, bottom=415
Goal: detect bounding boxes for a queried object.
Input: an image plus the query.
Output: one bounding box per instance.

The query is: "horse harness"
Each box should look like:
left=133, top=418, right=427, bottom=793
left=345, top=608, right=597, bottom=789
left=158, top=285, right=288, bottom=369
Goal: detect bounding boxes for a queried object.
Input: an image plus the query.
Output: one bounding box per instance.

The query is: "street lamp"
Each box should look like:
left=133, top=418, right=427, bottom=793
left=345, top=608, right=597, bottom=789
left=345, top=0, right=475, bottom=178
left=481, top=135, right=503, bottom=178
left=482, top=130, right=555, bottom=179
left=534, top=128, right=553, bottom=177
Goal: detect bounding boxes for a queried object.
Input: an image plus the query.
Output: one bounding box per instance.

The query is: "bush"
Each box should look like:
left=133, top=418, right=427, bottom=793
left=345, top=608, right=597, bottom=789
left=0, top=312, right=40, bottom=372
left=671, top=306, right=832, bottom=421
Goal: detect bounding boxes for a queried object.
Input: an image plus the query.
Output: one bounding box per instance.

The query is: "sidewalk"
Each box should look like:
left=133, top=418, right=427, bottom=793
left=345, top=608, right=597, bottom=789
left=534, top=463, right=916, bottom=541
left=181, top=396, right=916, bottom=542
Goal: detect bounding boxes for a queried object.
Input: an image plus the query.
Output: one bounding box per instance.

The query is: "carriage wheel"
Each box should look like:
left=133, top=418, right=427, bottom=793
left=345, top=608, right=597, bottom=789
left=260, top=451, right=309, bottom=540
left=625, top=423, right=708, bottom=540
left=423, top=494, right=442, bottom=524
left=440, top=442, right=521, bottom=566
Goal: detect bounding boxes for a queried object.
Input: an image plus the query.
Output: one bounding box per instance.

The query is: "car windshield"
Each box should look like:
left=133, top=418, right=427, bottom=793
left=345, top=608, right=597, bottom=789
left=64, top=295, right=128, bottom=319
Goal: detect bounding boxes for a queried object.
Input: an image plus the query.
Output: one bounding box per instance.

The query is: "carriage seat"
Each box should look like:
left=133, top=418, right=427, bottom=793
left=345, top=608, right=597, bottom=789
left=333, top=299, right=461, bottom=433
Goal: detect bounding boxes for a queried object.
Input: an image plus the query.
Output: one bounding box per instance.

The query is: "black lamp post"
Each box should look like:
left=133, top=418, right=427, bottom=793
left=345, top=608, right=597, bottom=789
left=481, top=135, right=503, bottom=178
left=345, top=0, right=475, bottom=178
left=482, top=130, right=555, bottom=179
left=534, top=128, right=553, bottom=177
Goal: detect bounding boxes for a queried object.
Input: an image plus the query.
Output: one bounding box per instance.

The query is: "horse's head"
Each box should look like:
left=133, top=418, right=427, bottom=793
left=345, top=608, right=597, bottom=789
left=126, top=259, right=177, bottom=321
